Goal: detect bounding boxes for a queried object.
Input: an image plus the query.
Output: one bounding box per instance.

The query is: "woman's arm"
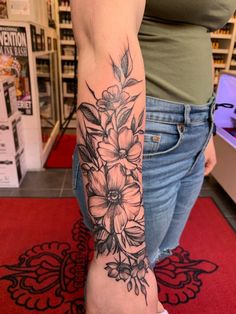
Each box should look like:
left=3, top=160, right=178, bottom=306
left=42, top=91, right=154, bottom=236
left=70, top=1, right=157, bottom=312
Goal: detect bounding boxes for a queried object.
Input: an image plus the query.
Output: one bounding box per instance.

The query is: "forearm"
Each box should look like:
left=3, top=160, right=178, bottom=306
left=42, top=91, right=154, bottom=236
left=76, top=38, right=150, bottom=300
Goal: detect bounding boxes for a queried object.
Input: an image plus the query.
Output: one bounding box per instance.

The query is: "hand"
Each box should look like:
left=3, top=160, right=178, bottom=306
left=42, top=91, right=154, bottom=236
left=204, top=135, right=217, bottom=176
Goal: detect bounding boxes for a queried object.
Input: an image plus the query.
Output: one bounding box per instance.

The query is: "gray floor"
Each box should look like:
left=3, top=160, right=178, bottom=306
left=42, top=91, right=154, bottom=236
left=0, top=170, right=235, bottom=231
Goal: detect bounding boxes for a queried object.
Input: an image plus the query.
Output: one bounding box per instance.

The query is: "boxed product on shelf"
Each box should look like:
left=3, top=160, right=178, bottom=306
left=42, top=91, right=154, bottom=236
left=0, top=111, right=24, bottom=155
left=63, top=46, right=74, bottom=56
left=0, top=76, right=18, bottom=121
left=0, top=148, right=26, bottom=187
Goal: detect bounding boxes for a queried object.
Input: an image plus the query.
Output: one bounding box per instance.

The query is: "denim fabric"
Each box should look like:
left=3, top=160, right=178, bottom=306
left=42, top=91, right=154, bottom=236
left=72, top=95, right=216, bottom=267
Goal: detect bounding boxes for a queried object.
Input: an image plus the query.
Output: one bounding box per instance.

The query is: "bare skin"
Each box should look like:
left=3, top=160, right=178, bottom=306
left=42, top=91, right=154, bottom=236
left=204, top=136, right=217, bottom=176
left=71, top=1, right=158, bottom=313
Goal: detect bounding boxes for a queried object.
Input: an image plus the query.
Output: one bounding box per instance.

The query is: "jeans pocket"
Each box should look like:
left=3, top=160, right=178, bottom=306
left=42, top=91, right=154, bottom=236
left=143, top=120, right=185, bottom=159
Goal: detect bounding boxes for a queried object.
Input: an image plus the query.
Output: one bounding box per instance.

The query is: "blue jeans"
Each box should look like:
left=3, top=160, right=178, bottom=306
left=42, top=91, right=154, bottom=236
left=72, top=95, right=216, bottom=267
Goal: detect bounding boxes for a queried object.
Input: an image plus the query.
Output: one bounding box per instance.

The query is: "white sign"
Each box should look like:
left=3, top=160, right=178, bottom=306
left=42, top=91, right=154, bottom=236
left=9, top=0, right=30, bottom=15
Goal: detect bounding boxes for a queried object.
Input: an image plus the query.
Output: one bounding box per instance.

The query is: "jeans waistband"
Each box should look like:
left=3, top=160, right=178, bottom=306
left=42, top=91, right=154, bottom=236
left=146, top=95, right=216, bottom=125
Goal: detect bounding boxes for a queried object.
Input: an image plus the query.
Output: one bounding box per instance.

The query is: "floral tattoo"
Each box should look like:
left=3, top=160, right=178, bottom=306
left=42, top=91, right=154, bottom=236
left=77, top=47, right=150, bottom=303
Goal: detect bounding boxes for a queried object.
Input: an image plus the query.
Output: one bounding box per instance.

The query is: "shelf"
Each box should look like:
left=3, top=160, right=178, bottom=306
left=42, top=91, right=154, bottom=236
left=39, top=92, right=50, bottom=97
left=60, top=40, right=75, bottom=45
left=211, top=33, right=232, bottom=39
left=233, top=49, right=236, bottom=54
left=59, top=6, right=71, bottom=12
left=230, top=61, right=236, bottom=66
left=212, top=49, right=229, bottom=54
left=35, top=54, right=50, bottom=59
left=61, top=55, right=77, bottom=60
left=228, top=18, right=236, bottom=23
left=64, top=93, right=74, bottom=98
left=62, top=73, right=74, bottom=79
left=59, top=23, right=72, bottom=29
left=33, top=51, right=50, bottom=57
left=37, top=73, right=50, bottom=78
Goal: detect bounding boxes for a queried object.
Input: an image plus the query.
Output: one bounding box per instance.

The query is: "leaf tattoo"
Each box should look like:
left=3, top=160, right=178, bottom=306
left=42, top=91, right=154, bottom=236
left=121, top=48, right=133, bottom=78
left=79, top=103, right=101, bottom=125
left=111, top=57, right=122, bottom=82
left=77, top=46, right=149, bottom=304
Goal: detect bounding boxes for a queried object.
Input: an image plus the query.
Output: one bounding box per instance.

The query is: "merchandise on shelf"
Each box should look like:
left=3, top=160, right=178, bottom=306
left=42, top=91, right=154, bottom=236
left=60, top=0, right=70, bottom=7
left=0, top=76, right=18, bottom=121
left=0, top=111, right=24, bottom=155
left=214, top=23, right=231, bottom=35
left=60, top=12, right=71, bottom=24
left=62, top=46, right=74, bottom=56
left=0, top=147, right=26, bottom=187
left=61, top=29, right=74, bottom=41
left=63, top=61, right=74, bottom=74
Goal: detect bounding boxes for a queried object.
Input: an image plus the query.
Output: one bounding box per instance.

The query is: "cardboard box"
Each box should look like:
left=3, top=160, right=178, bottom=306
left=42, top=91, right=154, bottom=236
left=0, top=148, right=26, bottom=187
left=0, top=76, right=18, bottom=121
left=0, top=111, right=24, bottom=155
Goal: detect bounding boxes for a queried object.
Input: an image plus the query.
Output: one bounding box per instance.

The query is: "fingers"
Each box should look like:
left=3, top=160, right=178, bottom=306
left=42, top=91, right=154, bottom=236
left=204, top=157, right=217, bottom=176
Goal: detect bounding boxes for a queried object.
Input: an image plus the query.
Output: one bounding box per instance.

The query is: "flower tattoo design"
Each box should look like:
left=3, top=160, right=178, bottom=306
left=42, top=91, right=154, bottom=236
left=77, top=47, right=150, bottom=303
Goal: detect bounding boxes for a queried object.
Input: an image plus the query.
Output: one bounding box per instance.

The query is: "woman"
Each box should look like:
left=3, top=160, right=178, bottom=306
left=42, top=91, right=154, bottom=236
left=71, top=1, right=236, bottom=313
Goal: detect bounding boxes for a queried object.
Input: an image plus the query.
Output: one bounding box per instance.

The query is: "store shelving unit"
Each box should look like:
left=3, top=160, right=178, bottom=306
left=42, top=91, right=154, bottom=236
left=211, top=14, right=236, bottom=86
left=55, top=4, right=236, bottom=128
left=56, top=0, right=77, bottom=128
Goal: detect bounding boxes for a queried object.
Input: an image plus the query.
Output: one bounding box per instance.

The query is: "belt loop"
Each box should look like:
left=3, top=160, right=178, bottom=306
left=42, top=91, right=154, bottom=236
left=184, top=104, right=191, bottom=125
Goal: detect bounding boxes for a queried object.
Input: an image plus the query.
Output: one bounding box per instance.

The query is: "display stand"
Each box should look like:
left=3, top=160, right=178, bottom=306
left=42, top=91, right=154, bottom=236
left=212, top=71, right=236, bottom=203
left=0, top=20, right=60, bottom=170
left=0, top=77, right=26, bottom=187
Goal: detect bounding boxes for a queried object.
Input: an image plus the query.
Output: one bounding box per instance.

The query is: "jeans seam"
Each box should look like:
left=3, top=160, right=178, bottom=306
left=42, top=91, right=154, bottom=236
left=187, top=120, right=214, bottom=175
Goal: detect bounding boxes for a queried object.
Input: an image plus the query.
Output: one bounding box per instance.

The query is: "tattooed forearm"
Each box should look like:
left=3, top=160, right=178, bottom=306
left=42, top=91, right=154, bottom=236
left=77, top=46, right=149, bottom=303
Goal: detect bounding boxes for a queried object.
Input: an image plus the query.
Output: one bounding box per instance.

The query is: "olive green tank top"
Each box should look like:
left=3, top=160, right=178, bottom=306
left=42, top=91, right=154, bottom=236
left=138, top=0, right=236, bottom=104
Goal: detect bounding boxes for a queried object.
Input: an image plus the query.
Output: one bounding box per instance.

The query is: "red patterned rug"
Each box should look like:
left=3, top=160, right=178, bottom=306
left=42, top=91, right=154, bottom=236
left=0, top=197, right=235, bottom=313
left=45, top=134, right=76, bottom=168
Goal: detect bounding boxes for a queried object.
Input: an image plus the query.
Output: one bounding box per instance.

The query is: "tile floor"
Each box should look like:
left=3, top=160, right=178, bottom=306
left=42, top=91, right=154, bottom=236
left=0, top=171, right=235, bottom=231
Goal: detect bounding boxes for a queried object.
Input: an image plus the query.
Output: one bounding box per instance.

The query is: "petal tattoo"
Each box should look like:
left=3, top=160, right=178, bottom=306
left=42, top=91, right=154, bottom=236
left=77, top=46, right=149, bottom=303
